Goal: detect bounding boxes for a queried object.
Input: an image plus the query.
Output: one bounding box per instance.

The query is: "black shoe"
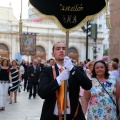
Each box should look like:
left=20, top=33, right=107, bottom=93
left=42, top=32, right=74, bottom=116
left=2, top=107, right=5, bottom=111
left=33, top=95, right=36, bottom=99
left=28, top=95, right=31, bottom=99
left=28, top=96, right=31, bottom=99
left=9, top=101, right=12, bottom=104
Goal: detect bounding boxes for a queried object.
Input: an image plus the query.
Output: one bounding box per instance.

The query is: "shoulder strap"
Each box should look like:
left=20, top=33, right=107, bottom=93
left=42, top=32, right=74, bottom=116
left=95, top=77, right=117, bottom=107
left=52, top=66, right=62, bottom=120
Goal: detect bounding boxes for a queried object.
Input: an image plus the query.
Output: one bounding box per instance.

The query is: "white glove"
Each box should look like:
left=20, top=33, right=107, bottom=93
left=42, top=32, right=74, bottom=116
left=9, top=83, right=13, bottom=87
left=64, top=56, right=74, bottom=71
left=56, top=69, right=69, bottom=85
left=20, top=81, right=24, bottom=86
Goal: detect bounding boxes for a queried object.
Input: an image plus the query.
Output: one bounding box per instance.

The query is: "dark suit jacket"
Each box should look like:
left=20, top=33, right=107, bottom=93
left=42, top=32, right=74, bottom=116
left=27, top=65, right=40, bottom=84
left=38, top=64, right=92, bottom=120
left=23, top=63, right=29, bottom=78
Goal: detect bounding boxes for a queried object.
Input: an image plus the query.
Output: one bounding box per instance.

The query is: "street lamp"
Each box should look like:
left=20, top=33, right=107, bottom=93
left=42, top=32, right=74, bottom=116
left=91, top=24, right=97, bottom=61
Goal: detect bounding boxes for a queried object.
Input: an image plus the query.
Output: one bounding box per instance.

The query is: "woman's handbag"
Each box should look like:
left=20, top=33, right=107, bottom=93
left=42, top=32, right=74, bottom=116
left=96, top=78, right=119, bottom=118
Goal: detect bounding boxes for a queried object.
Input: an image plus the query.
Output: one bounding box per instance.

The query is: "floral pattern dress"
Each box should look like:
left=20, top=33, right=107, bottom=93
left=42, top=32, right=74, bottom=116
left=87, top=76, right=117, bottom=120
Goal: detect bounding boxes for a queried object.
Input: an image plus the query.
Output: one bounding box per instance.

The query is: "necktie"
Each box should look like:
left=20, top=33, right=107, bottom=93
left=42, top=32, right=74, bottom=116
left=59, top=67, right=69, bottom=112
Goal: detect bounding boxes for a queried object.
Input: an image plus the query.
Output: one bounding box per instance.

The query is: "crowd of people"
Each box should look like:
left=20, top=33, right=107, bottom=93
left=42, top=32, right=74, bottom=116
left=0, top=57, right=53, bottom=111
left=0, top=41, right=120, bottom=120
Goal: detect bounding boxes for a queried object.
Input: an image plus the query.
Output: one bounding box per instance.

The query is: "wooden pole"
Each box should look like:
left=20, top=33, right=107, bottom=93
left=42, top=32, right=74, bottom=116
left=64, top=31, right=69, bottom=120
left=19, top=0, right=22, bottom=35
left=86, top=21, right=89, bottom=60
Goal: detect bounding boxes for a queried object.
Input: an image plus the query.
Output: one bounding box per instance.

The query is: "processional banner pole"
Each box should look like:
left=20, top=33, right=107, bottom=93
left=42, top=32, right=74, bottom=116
left=19, top=0, right=22, bottom=35
left=64, top=31, right=69, bottom=120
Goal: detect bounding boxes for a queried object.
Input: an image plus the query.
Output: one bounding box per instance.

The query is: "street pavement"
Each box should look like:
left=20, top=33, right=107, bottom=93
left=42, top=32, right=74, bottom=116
left=0, top=88, right=44, bottom=120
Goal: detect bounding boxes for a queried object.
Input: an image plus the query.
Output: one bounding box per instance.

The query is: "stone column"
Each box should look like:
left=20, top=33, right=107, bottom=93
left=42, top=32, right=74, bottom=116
left=109, top=0, right=120, bottom=61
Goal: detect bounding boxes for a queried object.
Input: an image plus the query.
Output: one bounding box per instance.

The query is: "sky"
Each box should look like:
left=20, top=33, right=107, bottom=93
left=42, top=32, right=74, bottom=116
left=0, top=0, right=29, bottom=19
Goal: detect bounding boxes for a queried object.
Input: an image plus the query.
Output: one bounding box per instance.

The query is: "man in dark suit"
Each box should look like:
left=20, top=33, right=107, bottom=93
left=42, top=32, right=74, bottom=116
left=38, top=41, right=92, bottom=120
left=28, top=59, right=40, bottom=99
left=22, top=60, right=29, bottom=92
left=37, top=57, right=44, bottom=90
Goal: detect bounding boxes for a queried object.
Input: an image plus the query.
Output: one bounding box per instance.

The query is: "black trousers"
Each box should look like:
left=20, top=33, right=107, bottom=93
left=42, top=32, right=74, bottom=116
left=24, top=76, right=28, bottom=90
left=49, top=106, right=86, bottom=120
left=51, top=114, right=71, bottom=120
left=51, top=113, right=85, bottom=120
left=29, top=81, right=36, bottom=97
